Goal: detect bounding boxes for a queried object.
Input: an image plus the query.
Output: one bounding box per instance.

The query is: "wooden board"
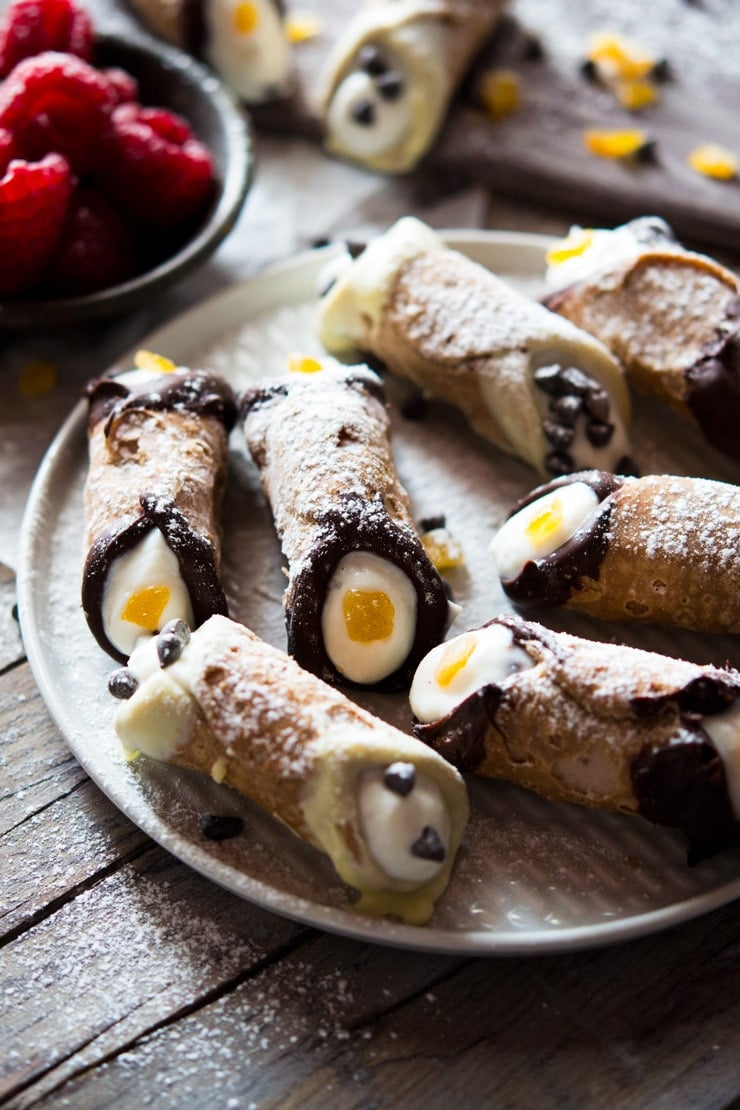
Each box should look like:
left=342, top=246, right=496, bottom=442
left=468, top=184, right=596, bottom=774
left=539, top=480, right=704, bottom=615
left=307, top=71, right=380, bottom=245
left=252, top=0, right=740, bottom=254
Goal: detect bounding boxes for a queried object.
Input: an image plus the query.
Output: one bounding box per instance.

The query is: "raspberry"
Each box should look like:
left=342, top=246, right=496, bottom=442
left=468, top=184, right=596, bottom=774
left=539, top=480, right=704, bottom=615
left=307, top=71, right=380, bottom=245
left=0, top=0, right=93, bottom=77
left=47, top=186, right=133, bottom=295
left=0, top=151, right=72, bottom=296
left=101, top=66, right=139, bottom=107
left=100, top=103, right=214, bottom=229
left=0, top=51, right=114, bottom=174
left=0, top=127, right=19, bottom=174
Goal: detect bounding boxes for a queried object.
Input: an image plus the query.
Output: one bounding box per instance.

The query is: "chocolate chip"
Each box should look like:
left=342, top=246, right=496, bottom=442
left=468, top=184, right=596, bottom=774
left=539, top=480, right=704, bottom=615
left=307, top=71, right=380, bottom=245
left=651, top=57, right=673, bottom=82
left=376, top=71, right=404, bottom=101
left=543, top=419, right=575, bottom=448
left=616, top=455, right=640, bottom=476
left=586, top=419, right=615, bottom=447
left=635, top=139, right=659, bottom=164
left=351, top=99, right=376, bottom=126
left=522, top=34, right=545, bottom=61
left=545, top=450, right=574, bottom=476
left=532, top=363, right=564, bottom=394
left=680, top=676, right=737, bottom=716
left=346, top=239, right=366, bottom=259
left=583, top=386, right=610, bottom=421
left=559, top=367, right=594, bottom=395
left=108, top=668, right=138, bottom=699
left=410, top=825, right=446, bottom=862
left=549, top=394, right=582, bottom=425
left=198, top=814, right=244, bottom=841
left=579, top=58, right=598, bottom=82
left=157, top=618, right=191, bottom=668
left=401, top=391, right=427, bottom=420
left=357, top=44, right=389, bottom=77
left=420, top=514, right=446, bottom=532
left=384, top=761, right=417, bottom=796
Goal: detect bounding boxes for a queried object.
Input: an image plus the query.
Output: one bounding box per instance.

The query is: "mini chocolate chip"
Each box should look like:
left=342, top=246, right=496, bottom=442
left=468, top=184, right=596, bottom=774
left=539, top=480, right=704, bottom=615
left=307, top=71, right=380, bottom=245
left=522, top=34, right=545, bottom=61
left=586, top=419, right=615, bottom=447
left=545, top=450, right=574, bottom=476
left=583, top=386, right=610, bottom=421
left=311, top=236, right=331, bottom=249
left=532, top=364, right=564, bottom=393
left=11, top=602, right=19, bottom=623
left=616, top=455, right=640, bottom=476
left=157, top=618, right=191, bottom=667
left=542, top=419, right=575, bottom=449
left=651, top=57, right=673, bottom=82
left=559, top=367, right=593, bottom=395
left=346, top=240, right=366, bottom=259
left=357, top=44, right=389, bottom=77
left=376, top=71, right=404, bottom=101
left=198, top=814, right=244, bottom=841
left=108, top=668, right=138, bottom=699
left=579, top=58, right=598, bottom=82
left=550, top=394, right=582, bottom=425
left=680, top=676, right=737, bottom=715
left=384, top=761, right=417, bottom=796
left=401, top=391, right=427, bottom=420
left=411, top=826, right=446, bottom=862
left=420, top=514, right=446, bottom=531
left=351, top=99, right=376, bottom=126
left=635, top=139, right=659, bottom=164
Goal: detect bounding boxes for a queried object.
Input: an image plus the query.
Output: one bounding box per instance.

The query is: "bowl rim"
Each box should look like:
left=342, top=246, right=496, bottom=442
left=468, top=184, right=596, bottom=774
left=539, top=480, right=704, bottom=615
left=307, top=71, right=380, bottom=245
left=0, top=30, right=254, bottom=329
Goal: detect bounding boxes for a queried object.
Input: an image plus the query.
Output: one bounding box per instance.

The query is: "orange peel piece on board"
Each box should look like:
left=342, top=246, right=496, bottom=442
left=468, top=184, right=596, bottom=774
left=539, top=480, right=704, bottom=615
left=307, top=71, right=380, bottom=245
left=479, top=69, right=520, bottom=121
left=284, top=13, right=323, bottom=43
left=583, top=128, right=649, bottom=159
left=687, top=143, right=737, bottom=181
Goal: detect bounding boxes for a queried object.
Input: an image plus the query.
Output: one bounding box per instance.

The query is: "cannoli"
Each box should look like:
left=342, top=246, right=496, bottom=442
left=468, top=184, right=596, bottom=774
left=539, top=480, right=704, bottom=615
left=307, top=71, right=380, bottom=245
left=411, top=614, right=740, bottom=861
left=112, top=614, right=469, bottom=923
left=317, top=0, right=508, bottom=174
left=127, top=0, right=291, bottom=103
left=318, top=217, right=635, bottom=479
left=490, top=469, right=740, bottom=633
left=240, top=360, right=450, bottom=690
left=82, top=357, right=237, bottom=662
left=543, top=216, right=740, bottom=460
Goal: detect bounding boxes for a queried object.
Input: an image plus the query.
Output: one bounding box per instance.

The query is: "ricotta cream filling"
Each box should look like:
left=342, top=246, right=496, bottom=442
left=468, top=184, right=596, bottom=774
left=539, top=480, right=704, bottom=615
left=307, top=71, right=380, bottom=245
left=357, top=766, right=450, bottom=883
left=489, top=481, right=601, bottom=581
left=326, top=68, right=413, bottom=161
left=703, top=702, right=740, bottom=819
left=205, top=0, right=290, bottom=102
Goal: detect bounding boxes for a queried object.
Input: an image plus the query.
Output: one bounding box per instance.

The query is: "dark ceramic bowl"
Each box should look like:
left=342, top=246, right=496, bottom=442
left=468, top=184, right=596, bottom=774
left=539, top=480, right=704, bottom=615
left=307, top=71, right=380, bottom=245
left=0, top=31, right=254, bottom=328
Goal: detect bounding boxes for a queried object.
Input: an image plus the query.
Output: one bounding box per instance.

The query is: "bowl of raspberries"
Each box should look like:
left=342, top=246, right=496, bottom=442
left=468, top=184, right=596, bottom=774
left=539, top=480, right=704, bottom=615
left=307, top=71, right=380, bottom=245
left=0, top=0, right=253, bottom=326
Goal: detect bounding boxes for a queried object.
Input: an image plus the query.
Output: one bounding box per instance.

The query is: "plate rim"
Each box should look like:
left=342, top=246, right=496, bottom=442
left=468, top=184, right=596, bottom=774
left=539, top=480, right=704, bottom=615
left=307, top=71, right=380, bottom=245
left=17, top=229, right=740, bottom=957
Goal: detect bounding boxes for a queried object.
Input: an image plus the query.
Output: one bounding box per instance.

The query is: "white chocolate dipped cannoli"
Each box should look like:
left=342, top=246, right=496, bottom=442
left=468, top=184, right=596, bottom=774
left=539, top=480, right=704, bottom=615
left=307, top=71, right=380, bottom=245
left=240, top=360, right=450, bottom=690
left=82, top=356, right=237, bottom=662
left=111, top=614, right=469, bottom=924
left=127, top=0, right=291, bottom=103
left=490, top=470, right=740, bottom=633
left=318, top=217, right=635, bottom=479
left=543, top=216, right=740, bottom=460
left=411, top=614, right=740, bottom=861
left=317, top=0, right=507, bottom=174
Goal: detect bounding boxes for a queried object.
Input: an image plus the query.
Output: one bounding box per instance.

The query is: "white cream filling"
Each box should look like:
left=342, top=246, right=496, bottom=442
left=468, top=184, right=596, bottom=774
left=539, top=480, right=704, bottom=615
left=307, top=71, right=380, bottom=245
left=321, top=550, right=417, bottom=684
left=318, top=215, right=443, bottom=357
left=703, top=702, right=740, bottom=819
left=326, top=68, right=412, bottom=160
left=357, top=767, right=450, bottom=882
left=102, top=528, right=194, bottom=657
left=205, top=0, right=290, bottom=103
left=544, top=225, right=645, bottom=291
left=410, top=623, right=534, bottom=723
left=489, top=481, right=600, bottom=581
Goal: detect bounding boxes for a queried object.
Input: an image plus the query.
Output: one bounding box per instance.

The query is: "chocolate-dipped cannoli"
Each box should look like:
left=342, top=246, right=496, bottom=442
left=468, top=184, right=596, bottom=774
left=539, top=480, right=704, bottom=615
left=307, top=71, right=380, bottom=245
left=127, top=0, right=291, bottom=103
left=83, top=359, right=237, bottom=662
left=317, top=0, right=507, bottom=174
left=543, top=217, right=740, bottom=460
left=240, top=361, right=450, bottom=690
left=411, top=614, right=740, bottom=861
left=491, top=470, right=740, bottom=633
left=112, top=615, right=469, bottom=923
left=318, top=217, right=635, bottom=479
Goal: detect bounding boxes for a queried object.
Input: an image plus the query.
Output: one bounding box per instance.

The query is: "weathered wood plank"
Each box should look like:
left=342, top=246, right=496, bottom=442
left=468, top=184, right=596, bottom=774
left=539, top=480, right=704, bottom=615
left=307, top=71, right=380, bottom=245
left=1, top=847, right=307, bottom=1107
left=25, top=902, right=740, bottom=1109
left=0, top=563, right=22, bottom=670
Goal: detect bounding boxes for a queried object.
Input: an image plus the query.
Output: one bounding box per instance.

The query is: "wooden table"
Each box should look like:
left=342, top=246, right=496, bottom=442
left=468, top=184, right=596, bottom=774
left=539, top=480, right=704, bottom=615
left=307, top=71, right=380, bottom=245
left=3, top=5, right=740, bottom=1105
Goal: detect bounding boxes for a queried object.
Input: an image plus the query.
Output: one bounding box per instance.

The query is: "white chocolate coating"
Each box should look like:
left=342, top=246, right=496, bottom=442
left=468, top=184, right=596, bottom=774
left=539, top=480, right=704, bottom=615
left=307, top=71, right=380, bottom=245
left=102, top=528, right=194, bottom=658
left=321, top=550, right=418, bottom=684
left=410, top=623, right=533, bottom=722
left=704, top=703, right=740, bottom=819
left=489, top=482, right=600, bottom=581
left=205, top=0, right=290, bottom=103
left=357, top=767, right=450, bottom=882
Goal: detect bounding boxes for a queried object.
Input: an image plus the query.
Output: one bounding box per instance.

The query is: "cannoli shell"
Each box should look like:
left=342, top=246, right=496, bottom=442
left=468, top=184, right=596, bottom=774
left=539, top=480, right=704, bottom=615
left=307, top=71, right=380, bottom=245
left=83, top=371, right=236, bottom=661
left=241, top=365, right=449, bottom=688
left=373, top=247, right=631, bottom=475
left=318, top=0, right=507, bottom=173
left=545, top=250, right=740, bottom=459
left=123, top=615, right=469, bottom=923
left=416, top=615, right=740, bottom=858
left=502, top=472, right=740, bottom=634
left=127, top=0, right=204, bottom=53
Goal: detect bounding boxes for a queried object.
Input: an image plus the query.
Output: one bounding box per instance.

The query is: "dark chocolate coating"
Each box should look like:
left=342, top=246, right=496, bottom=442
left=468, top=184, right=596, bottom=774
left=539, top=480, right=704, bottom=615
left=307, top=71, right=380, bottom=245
left=686, top=325, right=740, bottom=461
left=499, top=470, right=622, bottom=609
left=86, top=369, right=237, bottom=435
left=285, top=492, right=450, bottom=692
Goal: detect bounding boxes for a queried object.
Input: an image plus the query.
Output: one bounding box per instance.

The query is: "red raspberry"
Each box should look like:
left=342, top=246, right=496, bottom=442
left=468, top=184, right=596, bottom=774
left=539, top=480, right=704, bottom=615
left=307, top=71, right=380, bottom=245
left=101, top=66, right=139, bottom=107
left=0, top=127, right=19, bottom=174
left=0, top=0, right=94, bottom=78
left=0, top=152, right=72, bottom=296
left=100, top=103, right=214, bottom=229
left=47, top=186, right=133, bottom=295
left=0, top=51, right=114, bottom=174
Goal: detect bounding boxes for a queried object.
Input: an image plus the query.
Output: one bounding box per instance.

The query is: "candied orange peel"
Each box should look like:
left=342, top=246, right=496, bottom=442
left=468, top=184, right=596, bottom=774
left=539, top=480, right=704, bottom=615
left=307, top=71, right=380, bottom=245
left=284, top=13, right=323, bottom=43
left=233, top=2, right=260, bottom=35
left=585, top=30, right=663, bottom=112
left=134, top=350, right=177, bottom=374
left=478, top=69, right=520, bottom=121
left=19, top=358, right=57, bottom=398
left=546, top=228, right=594, bottom=267
left=583, top=128, right=650, bottom=159
left=287, top=353, right=324, bottom=374
left=343, top=590, right=395, bottom=643
left=687, top=143, right=737, bottom=181
left=435, top=634, right=477, bottom=688
left=421, top=528, right=465, bottom=571
left=121, top=585, right=170, bottom=630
